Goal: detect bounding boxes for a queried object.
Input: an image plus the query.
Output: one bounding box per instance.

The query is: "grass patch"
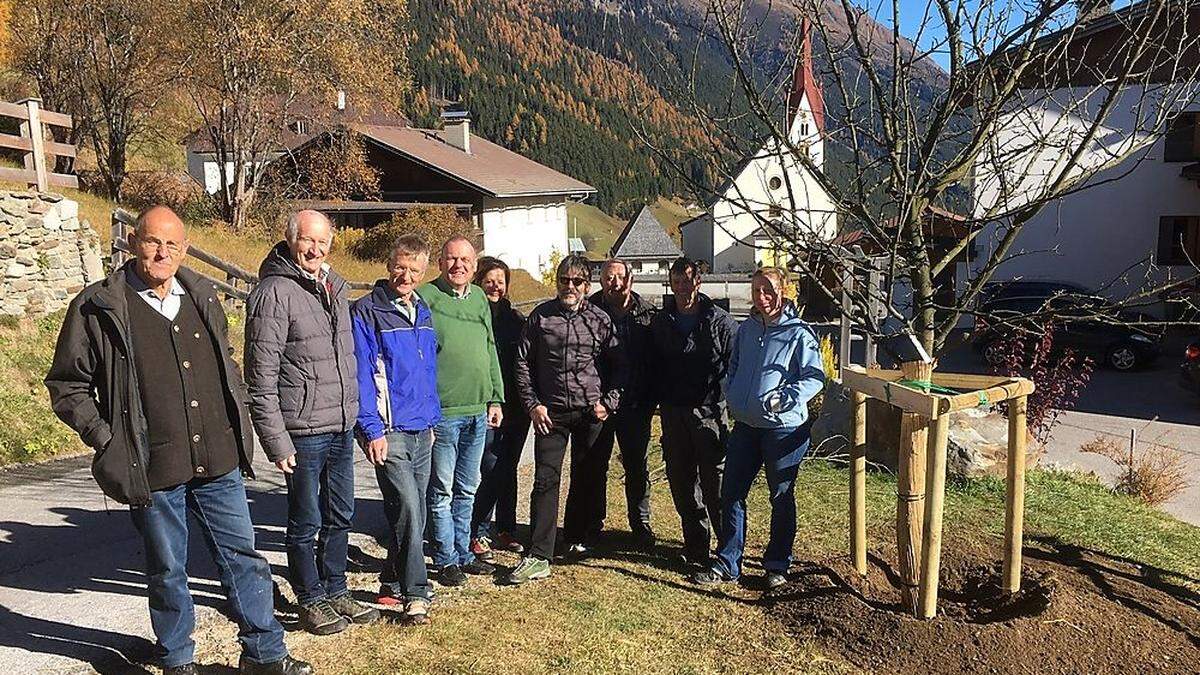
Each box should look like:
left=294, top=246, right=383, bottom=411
left=267, top=450, right=1197, bottom=674
left=0, top=311, right=86, bottom=465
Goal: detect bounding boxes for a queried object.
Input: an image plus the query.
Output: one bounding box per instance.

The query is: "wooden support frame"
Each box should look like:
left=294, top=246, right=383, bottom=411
left=843, top=363, right=1033, bottom=619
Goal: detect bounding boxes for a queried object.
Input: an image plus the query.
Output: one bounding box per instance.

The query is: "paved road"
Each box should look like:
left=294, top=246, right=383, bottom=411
left=0, top=436, right=535, bottom=674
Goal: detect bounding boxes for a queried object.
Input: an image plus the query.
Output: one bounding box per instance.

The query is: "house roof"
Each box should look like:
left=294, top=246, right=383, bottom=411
left=184, top=95, right=410, bottom=153
left=611, top=206, right=683, bottom=259
left=353, top=124, right=596, bottom=199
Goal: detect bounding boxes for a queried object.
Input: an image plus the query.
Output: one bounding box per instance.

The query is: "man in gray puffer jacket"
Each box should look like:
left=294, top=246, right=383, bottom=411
left=245, top=210, right=376, bottom=635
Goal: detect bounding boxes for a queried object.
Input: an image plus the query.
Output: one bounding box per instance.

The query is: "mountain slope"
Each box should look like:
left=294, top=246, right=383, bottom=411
left=406, top=0, right=946, bottom=217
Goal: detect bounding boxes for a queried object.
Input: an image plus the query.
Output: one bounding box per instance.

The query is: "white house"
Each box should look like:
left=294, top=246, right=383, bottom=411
left=969, top=0, right=1200, bottom=316
left=681, top=20, right=838, bottom=272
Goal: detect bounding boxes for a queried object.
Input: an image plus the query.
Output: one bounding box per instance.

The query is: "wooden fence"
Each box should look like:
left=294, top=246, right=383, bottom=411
left=0, top=98, right=77, bottom=192
left=110, top=208, right=373, bottom=303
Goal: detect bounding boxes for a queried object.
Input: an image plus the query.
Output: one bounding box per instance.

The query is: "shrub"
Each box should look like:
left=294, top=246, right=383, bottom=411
left=122, top=170, right=207, bottom=212
left=0, top=312, right=86, bottom=466
left=989, top=322, right=1093, bottom=445
left=1079, top=434, right=1190, bottom=506
left=807, top=334, right=839, bottom=418
left=349, top=206, right=473, bottom=263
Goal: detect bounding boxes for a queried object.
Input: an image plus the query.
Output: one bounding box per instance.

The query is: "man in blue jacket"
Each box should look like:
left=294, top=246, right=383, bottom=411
left=692, top=267, right=825, bottom=590
left=351, top=234, right=441, bottom=623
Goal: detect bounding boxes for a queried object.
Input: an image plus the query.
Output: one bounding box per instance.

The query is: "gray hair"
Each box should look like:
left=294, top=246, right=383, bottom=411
left=285, top=210, right=334, bottom=243
left=391, top=233, right=430, bottom=261
left=602, top=258, right=632, bottom=278
left=556, top=254, right=593, bottom=281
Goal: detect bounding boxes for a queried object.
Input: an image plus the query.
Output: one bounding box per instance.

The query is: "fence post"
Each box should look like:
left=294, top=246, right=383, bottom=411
left=111, top=212, right=129, bottom=270
left=865, top=269, right=882, bottom=367
left=839, top=266, right=854, bottom=375
left=18, top=98, right=48, bottom=192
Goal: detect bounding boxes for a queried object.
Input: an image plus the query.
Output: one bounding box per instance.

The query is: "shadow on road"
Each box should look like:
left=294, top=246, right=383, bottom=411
left=0, top=485, right=387, bottom=671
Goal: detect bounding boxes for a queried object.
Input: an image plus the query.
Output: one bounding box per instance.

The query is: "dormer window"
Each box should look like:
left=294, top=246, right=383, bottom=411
left=290, top=119, right=310, bottom=136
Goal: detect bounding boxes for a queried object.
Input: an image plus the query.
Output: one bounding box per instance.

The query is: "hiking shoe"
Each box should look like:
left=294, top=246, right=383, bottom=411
left=632, top=525, right=657, bottom=551
left=463, top=559, right=496, bottom=576
left=505, top=556, right=551, bottom=584
left=298, top=598, right=348, bottom=635
left=164, top=665, right=197, bottom=675
left=237, top=654, right=315, bottom=674
left=470, top=537, right=496, bottom=562
left=405, top=597, right=431, bottom=624
left=437, top=564, right=467, bottom=587
left=493, top=531, right=525, bottom=553
left=560, top=542, right=591, bottom=561
left=690, top=567, right=734, bottom=586
left=765, top=572, right=787, bottom=590
left=327, top=592, right=380, bottom=624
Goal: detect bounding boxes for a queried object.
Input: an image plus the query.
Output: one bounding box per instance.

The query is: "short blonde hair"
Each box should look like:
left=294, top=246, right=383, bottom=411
left=752, top=266, right=790, bottom=290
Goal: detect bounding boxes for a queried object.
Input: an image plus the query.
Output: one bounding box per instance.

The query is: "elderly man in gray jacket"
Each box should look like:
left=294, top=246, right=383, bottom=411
left=245, top=210, right=377, bottom=635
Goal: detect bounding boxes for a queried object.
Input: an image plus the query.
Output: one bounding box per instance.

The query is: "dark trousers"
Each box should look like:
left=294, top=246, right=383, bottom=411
left=594, top=405, right=654, bottom=533
left=284, top=430, right=355, bottom=606
left=714, top=421, right=811, bottom=579
left=129, top=469, right=286, bottom=668
left=472, top=414, right=531, bottom=539
left=660, top=405, right=726, bottom=563
left=375, top=429, right=434, bottom=601
left=528, top=408, right=605, bottom=560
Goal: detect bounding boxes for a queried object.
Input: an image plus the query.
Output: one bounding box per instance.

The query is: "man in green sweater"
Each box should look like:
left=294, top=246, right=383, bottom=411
left=422, top=236, right=505, bottom=586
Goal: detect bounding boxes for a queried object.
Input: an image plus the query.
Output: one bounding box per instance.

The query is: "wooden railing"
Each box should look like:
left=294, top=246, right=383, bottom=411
left=0, top=98, right=77, bottom=192
left=111, top=208, right=373, bottom=304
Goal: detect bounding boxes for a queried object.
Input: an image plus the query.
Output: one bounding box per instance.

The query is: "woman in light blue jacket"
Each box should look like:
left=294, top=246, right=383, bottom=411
left=692, top=267, right=825, bottom=589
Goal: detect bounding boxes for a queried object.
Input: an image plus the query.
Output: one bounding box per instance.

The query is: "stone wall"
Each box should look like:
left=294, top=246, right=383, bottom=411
left=0, top=190, right=104, bottom=318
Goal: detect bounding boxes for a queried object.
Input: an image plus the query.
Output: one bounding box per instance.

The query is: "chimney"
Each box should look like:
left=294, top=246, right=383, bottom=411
left=441, top=105, right=471, bottom=154
left=1076, top=0, right=1111, bottom=24
left=336, top=90, right=347, bottom=111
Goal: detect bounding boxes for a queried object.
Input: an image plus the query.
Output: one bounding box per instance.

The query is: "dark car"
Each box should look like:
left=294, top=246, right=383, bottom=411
left=973, top=292, right=1162, bottom=371
left=1180, top=338, right=1200, bottom=394
left=977, top=280, right=1091, bottom=307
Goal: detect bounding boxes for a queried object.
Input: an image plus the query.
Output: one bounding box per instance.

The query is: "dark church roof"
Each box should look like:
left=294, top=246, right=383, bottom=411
left=610, top=206, right=683, bottom=260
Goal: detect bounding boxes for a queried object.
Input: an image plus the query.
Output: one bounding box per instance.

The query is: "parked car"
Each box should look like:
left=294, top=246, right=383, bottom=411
left=973, top=292, right=1162, bottom=371
left=1179, top=338, right=1200, bottom=394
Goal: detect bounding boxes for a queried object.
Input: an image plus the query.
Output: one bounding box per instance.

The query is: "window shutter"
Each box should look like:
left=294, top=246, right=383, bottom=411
left=1158, top=216, right=1178, bottom=264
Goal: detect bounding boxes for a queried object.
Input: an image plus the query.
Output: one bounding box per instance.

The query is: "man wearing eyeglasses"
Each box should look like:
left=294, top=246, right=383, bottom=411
left=245, top=210, right=377, bottom=635
left=507, top=255, right=625, bottom=584
left=46, top=206, right=313, bottom=674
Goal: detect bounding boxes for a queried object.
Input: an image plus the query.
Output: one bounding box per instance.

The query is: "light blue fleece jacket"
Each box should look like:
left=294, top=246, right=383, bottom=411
left=724, top=302, right=826, bottom=429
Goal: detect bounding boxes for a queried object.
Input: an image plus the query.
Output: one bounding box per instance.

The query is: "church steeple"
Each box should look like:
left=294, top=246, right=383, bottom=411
left=787, top=17, right=825, bottom=136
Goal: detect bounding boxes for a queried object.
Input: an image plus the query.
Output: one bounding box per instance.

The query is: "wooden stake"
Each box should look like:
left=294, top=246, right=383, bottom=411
left=1003, top=395, right=1028, bottom=594
left=19, top=98, right=48, bottom=193
left=896, top=359, right=931, bottom=615
left=850, top=390, right=867, bottom=575
left=918, top=411, right=951, bottom=619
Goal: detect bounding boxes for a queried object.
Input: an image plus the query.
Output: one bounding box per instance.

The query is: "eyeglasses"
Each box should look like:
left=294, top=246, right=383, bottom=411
left=137, top=237, right=183, bottom=255
left=557, top=276, right=588, bottom=287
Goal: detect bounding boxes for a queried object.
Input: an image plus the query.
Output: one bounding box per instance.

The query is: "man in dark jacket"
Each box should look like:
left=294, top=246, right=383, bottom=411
left=45, top=206, right=311, bottom=675
left=245, top=210, right=375, bottom=635
left=507, top=254, right=624, bottom=584
left=649, top=257, right=737, bottom=569
left=589, top=259, right=656, bottom=549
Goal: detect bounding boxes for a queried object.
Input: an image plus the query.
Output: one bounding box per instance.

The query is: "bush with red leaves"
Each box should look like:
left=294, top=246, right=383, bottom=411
left=988, top=322, right=1094, bottom=445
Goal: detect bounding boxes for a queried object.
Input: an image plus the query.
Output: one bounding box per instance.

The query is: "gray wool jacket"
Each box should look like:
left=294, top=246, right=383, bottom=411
left=244, top=242, right=358, bottom=462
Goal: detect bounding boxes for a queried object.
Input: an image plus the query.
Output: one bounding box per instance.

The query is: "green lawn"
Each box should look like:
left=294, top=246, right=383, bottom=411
left=244, top=454, right=1198, bottom=674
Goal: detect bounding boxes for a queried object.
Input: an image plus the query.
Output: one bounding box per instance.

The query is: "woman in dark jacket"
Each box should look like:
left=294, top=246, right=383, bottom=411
left=470, top=257, right=531, bottom=557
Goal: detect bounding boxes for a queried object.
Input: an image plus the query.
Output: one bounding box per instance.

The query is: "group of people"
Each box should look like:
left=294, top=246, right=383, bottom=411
left=44, top=204, right=826, bottom=675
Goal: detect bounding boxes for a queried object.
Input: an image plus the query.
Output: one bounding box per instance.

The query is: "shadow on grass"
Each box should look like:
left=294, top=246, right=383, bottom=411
left=1026, top=535, right=1200, bottom=648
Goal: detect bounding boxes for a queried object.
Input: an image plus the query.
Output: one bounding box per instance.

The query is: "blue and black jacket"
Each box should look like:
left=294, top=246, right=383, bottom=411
left=725, top=301, right=826, bottom=429
left=351, top=280, right=441, bottom=440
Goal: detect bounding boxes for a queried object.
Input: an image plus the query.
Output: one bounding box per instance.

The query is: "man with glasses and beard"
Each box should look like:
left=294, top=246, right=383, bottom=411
left=506, top=255, right=625, bottom=584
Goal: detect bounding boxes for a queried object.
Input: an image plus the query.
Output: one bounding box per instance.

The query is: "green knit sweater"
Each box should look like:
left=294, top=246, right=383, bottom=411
left=421, top=276, right=505, bottom=417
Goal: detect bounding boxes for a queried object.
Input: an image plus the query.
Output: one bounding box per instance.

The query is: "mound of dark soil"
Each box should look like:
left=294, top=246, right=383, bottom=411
left=771, top=541, right=1199, bottom=674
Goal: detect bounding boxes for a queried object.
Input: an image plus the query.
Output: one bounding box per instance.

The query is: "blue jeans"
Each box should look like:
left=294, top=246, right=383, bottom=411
left=284, top=430, right=355, bottom=606
left=129, top=469, right=286, bottom=668
left=376, top=429, right=434, bottom=600
left=714, top=422, right=811, bottom=580
left=472, top=415, right=530, bottom=539
left=428, top=413, right=488, bottom=567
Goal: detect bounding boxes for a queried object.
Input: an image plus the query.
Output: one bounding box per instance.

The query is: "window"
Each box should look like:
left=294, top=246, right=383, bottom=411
left=1164, top=113, right=1200, bottom=162
left=768, top=176, right=782, bottom=190
left=1158, top=216, right=1200, bottom=264
left=800, top=122, right=810, bottom=136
